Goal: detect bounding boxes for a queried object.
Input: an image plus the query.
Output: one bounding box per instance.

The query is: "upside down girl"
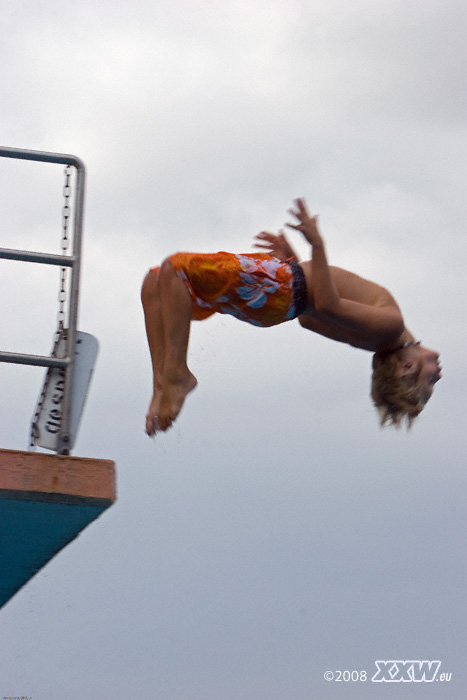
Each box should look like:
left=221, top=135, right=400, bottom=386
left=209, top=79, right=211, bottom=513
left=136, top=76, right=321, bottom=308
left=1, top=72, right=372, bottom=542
left=141, top=198, right=441, bottom=435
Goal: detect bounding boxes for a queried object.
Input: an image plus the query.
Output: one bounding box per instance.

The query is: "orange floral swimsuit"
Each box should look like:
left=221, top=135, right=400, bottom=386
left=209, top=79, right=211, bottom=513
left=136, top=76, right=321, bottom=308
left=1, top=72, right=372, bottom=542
left=152, top=251, right=307, bottom=327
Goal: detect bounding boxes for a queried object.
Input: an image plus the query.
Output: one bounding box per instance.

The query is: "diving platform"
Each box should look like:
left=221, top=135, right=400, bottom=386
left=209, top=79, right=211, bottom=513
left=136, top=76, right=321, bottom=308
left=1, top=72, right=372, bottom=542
left=0, top=448, right=116, bottom=609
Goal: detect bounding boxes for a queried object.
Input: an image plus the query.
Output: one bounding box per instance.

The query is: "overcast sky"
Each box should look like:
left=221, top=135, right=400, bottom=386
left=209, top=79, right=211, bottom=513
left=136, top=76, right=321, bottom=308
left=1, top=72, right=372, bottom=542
left=1, top=0, right=466, bottom=698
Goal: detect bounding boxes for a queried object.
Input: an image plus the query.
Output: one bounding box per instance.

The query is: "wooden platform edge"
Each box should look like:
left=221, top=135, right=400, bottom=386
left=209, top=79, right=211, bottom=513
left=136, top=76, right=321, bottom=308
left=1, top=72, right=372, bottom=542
left=0, top=448, right=116, bottom=503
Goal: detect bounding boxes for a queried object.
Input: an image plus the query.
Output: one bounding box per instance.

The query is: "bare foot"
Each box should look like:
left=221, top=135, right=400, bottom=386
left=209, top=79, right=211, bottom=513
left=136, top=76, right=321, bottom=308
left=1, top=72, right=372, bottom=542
left=156, top=370, right=198, bottom=431
left=146, top=391, right=162, bottom=436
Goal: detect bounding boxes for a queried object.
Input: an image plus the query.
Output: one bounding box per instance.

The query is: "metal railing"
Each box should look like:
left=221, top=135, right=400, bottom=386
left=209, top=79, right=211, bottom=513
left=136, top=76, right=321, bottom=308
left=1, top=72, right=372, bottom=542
left=0, top=146, right=86, bottom=454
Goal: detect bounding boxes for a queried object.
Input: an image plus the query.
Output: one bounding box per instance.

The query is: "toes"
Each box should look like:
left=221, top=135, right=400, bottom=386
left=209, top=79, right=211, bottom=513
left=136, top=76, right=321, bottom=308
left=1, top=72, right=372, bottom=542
left=146, top=416, right=159, bottom=437
left=158, top=417, right=173, bottom=431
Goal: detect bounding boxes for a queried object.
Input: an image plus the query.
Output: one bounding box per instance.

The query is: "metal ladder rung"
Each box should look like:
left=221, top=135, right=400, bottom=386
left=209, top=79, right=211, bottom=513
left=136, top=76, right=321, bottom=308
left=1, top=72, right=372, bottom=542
left=0, top=351, right=70, bottom=368
left=0, top=248, right=76, bottom=267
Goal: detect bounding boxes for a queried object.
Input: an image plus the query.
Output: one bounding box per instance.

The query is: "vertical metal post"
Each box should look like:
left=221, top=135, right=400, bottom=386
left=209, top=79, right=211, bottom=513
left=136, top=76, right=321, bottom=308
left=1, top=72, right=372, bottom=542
left=57, top=159, right=85, bottom=454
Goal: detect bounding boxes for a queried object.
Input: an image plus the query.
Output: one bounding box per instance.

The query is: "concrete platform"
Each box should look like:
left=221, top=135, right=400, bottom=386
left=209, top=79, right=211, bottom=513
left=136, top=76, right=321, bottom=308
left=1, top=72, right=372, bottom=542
left=0, top=448, right=116, bottom=608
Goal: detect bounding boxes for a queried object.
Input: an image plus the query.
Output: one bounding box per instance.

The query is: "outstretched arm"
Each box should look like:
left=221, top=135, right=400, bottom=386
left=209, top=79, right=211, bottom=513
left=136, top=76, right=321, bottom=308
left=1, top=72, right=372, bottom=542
left=287, top=198, right=404, bottom=340
left=253, top=230, right=299, bottom=262
left=286, top=198, right=340, bottom=313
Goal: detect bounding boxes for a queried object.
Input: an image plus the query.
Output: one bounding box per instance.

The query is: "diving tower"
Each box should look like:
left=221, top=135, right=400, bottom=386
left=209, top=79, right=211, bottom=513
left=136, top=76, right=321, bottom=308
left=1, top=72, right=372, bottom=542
left=0, top=147, right=116, bottom=609
left=0, top=448, right=116, bottom=608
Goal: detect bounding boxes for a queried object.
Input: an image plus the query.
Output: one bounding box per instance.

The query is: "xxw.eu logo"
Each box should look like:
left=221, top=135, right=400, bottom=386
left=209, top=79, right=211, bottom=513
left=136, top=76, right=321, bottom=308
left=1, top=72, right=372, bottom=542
left=372, top=660, right=445, bottom=682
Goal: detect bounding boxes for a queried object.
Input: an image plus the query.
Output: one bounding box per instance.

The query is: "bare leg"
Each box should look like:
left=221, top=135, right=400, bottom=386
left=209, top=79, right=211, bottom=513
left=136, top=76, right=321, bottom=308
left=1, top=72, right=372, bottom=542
left=141, top=260, right=197, bottom=434
left=141, top=269, right=166, bottom=435
left=157, top=258, right=197, bottom=430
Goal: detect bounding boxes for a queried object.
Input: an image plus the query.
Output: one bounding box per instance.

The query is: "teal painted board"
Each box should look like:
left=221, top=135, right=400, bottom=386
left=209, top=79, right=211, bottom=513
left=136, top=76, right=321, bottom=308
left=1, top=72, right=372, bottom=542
left=0, top=496, right=110, bottom=608
left=0, top=448, right=116, bottom=609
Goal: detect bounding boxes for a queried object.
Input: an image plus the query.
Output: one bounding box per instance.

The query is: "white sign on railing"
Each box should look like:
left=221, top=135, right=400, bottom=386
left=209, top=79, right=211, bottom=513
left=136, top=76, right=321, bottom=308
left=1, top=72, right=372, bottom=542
left=35, top=331, right=98, bottom=451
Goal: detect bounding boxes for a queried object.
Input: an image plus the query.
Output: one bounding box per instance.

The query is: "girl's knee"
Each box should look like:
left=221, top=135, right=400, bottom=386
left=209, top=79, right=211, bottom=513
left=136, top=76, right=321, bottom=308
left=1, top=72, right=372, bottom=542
left=141, top=268, right=160, bottom=304
left=159, top=257, right=176, bottom=279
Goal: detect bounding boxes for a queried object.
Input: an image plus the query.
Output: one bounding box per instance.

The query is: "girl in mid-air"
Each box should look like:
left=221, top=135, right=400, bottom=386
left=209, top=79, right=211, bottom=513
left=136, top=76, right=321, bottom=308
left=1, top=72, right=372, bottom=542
left=141, top=198, right=441, bottom=435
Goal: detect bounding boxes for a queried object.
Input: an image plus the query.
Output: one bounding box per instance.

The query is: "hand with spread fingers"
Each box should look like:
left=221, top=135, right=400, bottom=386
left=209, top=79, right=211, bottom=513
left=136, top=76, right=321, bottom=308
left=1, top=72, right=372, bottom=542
left=253, top=229, right=298, bottom=262
left=286, top=198, right=323, bottom=247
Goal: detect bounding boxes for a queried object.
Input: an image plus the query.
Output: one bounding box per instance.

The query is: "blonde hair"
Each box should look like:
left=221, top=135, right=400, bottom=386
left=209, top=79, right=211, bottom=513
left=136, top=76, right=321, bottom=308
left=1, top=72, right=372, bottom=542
left=371, top=349, right=430, bottom=429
